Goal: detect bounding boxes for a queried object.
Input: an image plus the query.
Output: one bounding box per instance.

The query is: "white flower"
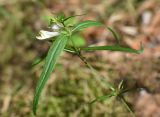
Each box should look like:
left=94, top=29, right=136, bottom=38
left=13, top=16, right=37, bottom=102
left=36, top=30, right=59, bottom=40
left=51, top=24, right=60, bottom=30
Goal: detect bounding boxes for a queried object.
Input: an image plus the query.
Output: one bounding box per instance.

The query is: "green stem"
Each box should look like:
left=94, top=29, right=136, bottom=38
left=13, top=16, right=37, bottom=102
left=77, top=53, right=115, bottom=91
left=120, top=96, right=136, bottom=117
left=68, top=28, right=115, bottom=91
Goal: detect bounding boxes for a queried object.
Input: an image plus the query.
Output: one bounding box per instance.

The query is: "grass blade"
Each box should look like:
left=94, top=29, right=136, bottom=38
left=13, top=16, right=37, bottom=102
left=72, top=20, right=102, bottom=32
left=33, top=35, right=68, bottom=115
left=80, top=43, right=144, bottom=54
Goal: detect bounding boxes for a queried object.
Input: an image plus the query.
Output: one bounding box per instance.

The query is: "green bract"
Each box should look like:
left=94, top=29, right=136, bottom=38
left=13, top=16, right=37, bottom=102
left=33, top=14, right=143, bottom=115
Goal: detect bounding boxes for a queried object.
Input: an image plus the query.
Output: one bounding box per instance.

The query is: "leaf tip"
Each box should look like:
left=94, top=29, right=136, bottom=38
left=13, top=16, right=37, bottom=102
left=32, top=101, right=37, bottom=116
left=137, top=42, right=144, bottom=54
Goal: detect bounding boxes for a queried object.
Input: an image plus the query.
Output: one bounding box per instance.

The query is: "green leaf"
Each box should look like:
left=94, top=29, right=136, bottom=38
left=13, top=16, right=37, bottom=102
left=72, top=20, right=102, bottom=32
left=104, top=81, right=115, bottom=91
left=107, top=27, right=120, bottom=44
left=90, top=94, right=113, bottom=104
left=64, top=16, right=77, bottom=26
left=118, top=80, right=124, bottom=91
left=31, top=56, right=46, bottom=67
left=120, top=96, right=135, bottom=117
left=67, top=34, right=86, bottom=47
left=56, top=13, right=65, bottom=22
left=80, top=43, right=144, bottom=54
left=63, top=14, right=86, bottom=22
left=33, top=35, right=68, bottom=115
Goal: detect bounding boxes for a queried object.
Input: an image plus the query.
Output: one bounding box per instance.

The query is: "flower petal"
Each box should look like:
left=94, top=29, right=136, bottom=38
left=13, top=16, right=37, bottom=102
left=36, top=30, right=59, bottom=40
left=51, top=24, right=60, bottom=30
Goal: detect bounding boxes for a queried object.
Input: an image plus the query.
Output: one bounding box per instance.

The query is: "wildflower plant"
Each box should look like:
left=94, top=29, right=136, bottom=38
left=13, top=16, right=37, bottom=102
left=33, top=13, right=143, bottom=116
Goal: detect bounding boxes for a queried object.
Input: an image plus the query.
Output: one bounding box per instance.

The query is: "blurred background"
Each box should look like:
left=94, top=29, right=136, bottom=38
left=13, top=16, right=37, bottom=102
left=0, top=0, right=160, bottom=117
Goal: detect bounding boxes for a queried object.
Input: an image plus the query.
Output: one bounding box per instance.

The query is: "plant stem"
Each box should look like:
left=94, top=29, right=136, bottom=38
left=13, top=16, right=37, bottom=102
left=77, top=52, right=114, bottom=91
left=120, top=96, right=136, bottom=117
left=69, top=28, right=114, bottom=91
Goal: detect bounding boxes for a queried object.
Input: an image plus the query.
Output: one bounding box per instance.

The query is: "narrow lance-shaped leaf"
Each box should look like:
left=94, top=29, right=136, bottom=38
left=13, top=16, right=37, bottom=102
left=31, top=56, right=46, bottom=67
left=72, top=20, right=122, bottom=44
left=33, top=35, right=68, bottom=115
left=63, top=14, right=86, bottom=22
left=72, top=20, right=119, bottom=44
left=80, top=43, right=144, bottom=54
left=90, top=93, right=114, bottom=104
left=72, top=20, right=102, bottom=32
left=107, top=27, right=120, bottom=44
left=120, top=96, right=135, bottom=117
